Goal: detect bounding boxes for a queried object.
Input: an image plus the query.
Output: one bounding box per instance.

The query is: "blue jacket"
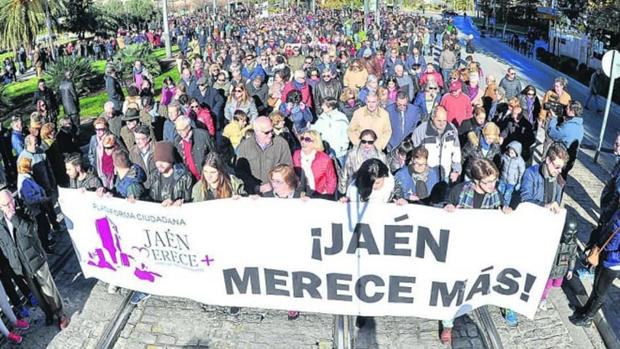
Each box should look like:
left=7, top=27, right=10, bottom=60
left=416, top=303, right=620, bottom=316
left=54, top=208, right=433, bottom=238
left=519, top=164, right=564, bottom=207
left=405, top=55, right=426, bottom=71
left=547, top=116, right=584, bottom=149
left=18, top=174, right=47, bottom=215
left=413, top=91, right=441, bottom=121
left=114, top=164, right=146, bottom=199
left=394, top=166, right=439, bottom=199
left=386, top=103, right=420, bottom=151
left=11, top=130, right=24, bottom=156
left=241, top=64, right=267, bottom=82
left=601, top=209, right=620, bottom=268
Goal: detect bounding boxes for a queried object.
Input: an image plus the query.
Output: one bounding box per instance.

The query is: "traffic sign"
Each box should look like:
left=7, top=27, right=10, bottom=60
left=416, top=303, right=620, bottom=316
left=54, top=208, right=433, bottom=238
left=602, top=50, right=620, bottom=79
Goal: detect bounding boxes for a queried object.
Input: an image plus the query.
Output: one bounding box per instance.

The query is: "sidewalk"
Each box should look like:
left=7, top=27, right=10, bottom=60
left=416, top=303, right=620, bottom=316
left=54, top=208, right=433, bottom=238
left=454, top=16, right=620, bottom=152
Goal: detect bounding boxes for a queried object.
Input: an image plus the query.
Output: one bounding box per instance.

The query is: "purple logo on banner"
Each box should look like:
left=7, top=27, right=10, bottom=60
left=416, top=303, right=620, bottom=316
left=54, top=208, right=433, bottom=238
left=87, top=217, right=162, bottom=282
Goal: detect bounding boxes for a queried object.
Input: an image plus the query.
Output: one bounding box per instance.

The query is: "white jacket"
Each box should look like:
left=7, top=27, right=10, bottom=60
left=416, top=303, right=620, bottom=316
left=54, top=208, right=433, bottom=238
left=312, top=110, right=350, bottom=158
left=411, top=121, right=462, bottom=182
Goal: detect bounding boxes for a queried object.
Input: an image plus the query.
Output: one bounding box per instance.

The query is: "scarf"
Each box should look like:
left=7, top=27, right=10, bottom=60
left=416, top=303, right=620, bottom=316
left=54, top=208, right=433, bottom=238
left=541, top=163, right=557, bottom=206
left=411, top=167, right=429, bottom=199
left=292, top=80, right=305, bottom=91
left=457, top=181, right=501, bottom=209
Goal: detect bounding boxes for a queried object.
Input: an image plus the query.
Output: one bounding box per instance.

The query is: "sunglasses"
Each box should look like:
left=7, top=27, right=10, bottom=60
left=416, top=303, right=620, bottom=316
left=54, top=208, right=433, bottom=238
left=360, top=139, right=375, bottom=145
left=300, top=136, right=313, bottom=143
left=104, top=146, right=114, bottom=150
left=95, top=128, right=106, bottom=132
left=217, top=79, right=225, bottom=82
left=234, top=89, right=243, bottom=93
left=191, top=105, right=199, bottom=108
left=527, top=93, right=535, bottom=96
left=427, top=87, right=438, bottom=90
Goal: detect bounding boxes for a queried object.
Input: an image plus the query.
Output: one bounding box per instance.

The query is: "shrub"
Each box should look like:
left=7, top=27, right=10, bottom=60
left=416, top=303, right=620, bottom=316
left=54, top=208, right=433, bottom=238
left=113, top=43, right=162, bottom=86
left=44, top=56, right=100, bottom=95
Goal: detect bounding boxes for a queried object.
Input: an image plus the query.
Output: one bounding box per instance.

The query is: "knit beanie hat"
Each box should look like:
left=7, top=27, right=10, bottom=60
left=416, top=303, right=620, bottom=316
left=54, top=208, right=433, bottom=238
left=154, top=141, right=175, bottom=164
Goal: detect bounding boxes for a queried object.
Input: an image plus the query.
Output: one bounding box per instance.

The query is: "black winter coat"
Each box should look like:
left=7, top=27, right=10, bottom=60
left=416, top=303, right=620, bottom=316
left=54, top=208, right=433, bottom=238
left=0, top=211, right=47, bottom=277
left=59, top=78, right=80, bottom=115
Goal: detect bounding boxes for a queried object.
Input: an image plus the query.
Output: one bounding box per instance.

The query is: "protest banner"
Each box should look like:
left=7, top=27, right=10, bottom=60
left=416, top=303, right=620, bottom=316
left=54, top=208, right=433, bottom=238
left=59, top=188, right=565, bottom=320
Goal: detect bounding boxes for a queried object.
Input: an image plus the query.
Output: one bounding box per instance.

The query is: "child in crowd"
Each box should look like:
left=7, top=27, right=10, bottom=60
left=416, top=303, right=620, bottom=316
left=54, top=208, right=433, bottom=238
left=223, top=110, right=251, bottom=149
left=498, top=141, right=525, bottom=206
left=539, top=221, right=578, bottom=310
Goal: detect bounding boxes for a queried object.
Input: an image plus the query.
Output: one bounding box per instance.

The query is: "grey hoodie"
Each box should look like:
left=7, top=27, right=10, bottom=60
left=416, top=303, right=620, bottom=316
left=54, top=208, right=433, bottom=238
left=500, top=141, right=526, bottom=185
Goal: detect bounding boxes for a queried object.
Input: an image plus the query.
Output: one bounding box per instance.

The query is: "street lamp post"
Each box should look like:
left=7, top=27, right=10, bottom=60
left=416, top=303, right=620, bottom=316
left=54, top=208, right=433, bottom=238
left=364, top=0, right=369, bottom=32
left=162, top=0, right=172, bottom=58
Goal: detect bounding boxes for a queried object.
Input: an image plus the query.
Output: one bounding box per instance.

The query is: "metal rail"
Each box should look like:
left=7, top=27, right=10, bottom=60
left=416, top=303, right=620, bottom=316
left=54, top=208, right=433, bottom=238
left=474, top=306, right=504, bottom=349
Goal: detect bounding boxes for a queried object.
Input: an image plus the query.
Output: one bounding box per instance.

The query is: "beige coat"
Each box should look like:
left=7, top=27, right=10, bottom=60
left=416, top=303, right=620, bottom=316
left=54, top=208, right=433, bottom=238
left=347, top=106, right=392, bottom=151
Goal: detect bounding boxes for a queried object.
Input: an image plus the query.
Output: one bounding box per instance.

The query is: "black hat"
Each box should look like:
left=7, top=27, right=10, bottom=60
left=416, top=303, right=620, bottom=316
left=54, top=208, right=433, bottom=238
left=122, top=108, right=140, bottom=122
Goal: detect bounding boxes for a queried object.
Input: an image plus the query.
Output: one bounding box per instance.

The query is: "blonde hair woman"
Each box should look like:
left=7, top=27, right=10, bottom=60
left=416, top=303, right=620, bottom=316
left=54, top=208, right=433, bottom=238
left=292, top=130, right=337, bottom=198
left=224, top=83, right=258, bottom=122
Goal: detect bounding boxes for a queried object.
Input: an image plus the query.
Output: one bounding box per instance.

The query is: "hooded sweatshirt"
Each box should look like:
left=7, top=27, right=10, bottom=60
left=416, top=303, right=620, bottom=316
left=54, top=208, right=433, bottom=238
left=500, top=141, right=526, bottom=185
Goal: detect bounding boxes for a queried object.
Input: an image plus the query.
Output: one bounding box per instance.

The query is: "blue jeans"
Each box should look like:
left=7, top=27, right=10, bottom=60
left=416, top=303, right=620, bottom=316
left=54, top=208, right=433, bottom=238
left=498, top=180, right=516, bottom=207
left=585, top=92, right=602, bottom=111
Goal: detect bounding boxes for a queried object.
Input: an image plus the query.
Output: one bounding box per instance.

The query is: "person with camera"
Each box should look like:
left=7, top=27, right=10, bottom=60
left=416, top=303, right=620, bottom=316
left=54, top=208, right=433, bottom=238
left=539, top=77, right=571, bottom=127
left=546, top=101, right=584, bottom=179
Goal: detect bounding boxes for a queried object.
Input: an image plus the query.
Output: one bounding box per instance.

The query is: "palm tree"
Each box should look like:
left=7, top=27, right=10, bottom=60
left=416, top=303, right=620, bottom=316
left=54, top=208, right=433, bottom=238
left=0, top=0, right=66, bottom=51
left=0, top=0, right=45, bottom=51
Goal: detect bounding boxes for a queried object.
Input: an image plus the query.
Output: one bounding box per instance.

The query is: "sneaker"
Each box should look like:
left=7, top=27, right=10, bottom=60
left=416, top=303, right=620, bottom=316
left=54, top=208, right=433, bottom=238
left=538, top=300, right=548, bottom=311
left=16, top=305, right=30, bottom=319
left=7, top=332, right=23, bottom=344
left=571, top=314, right=593, bottom=327
left=107, top=284, right=118, bottom=294
left=58, top=314, right=69, bottom=330
left=287, top=310, right=300, bottom=320
left=229, top=307, right=240, bottom=315
left=440, top=328, right=452, bottom=345
left=14, top=319, right=29, bottom=330
left=130, top=292, right=151, bottom=305
left=504, top=309, right=519, bottom=327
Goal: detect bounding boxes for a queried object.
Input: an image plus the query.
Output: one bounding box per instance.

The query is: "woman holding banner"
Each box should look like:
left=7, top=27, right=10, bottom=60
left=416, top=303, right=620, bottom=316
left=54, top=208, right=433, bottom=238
left=259, top=164, right=306, bottom=319
left=341, top=159, right=399, bottom=203
left=393, top=146, right=440, bottom=204
left=292, top=130, right=338, bottom=200
left=441, top=158, right=509, bottom=344
left=191, top=153, right=246, bottom=202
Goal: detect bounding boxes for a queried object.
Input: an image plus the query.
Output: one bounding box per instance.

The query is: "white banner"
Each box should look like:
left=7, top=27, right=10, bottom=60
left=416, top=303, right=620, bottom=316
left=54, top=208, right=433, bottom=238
left=59, top=188, right=565, bottom=320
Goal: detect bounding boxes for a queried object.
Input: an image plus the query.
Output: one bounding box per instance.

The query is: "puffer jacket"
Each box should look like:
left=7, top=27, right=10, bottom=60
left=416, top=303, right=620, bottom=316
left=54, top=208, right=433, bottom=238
left=338, top=145, right=387, bottom=194
left=500, top=141, right=526, bottom=186
left=411, top=121, right=462, bottom=182
left=293, top=150, right=338, bottom=195
left=0, top=211, right=47, bottom=277
left=312, top=110, right=350, bottom=158
left=146, top=163, right=194, bottom=203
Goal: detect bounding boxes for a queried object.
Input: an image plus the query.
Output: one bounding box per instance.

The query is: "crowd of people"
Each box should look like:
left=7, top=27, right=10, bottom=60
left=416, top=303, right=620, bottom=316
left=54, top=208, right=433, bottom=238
left=0, top=6, right=617, bottom=346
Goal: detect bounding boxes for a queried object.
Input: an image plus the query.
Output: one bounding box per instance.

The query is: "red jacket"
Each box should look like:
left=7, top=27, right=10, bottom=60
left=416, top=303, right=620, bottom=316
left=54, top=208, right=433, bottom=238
left=293, top=150, right=337, bottom=195
left=440, top=93, right=473, bottom=127
left=281, top=81, right=313, bottom=108
left=188, top=107, right=215, bottom=136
